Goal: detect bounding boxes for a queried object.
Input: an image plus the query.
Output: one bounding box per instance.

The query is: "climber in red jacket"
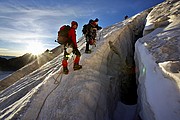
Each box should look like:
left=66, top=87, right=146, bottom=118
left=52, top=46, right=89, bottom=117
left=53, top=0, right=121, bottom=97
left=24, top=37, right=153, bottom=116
left=62, top=21, right=82, bottom=74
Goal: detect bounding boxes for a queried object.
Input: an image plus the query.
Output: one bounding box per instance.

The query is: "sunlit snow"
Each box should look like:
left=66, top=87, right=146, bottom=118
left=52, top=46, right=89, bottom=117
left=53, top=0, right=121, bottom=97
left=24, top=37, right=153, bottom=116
left=0, top=0, right=179, bottom=120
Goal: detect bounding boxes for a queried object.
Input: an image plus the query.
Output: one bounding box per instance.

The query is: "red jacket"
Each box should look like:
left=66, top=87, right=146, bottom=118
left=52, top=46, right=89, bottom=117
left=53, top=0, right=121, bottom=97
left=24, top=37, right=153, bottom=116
left=68, top=27, right=77, bottom=48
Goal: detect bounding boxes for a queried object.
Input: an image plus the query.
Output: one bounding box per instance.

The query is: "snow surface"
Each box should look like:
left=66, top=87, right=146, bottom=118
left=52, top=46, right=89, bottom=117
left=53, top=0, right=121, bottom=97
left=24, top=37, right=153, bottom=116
left=0, top=71, right=14, bottom=81
left=135, top=0, right=180, bottom=120
left=0, top=0, right=179, bottom=120
left=0, top=11, right=149, bottom=119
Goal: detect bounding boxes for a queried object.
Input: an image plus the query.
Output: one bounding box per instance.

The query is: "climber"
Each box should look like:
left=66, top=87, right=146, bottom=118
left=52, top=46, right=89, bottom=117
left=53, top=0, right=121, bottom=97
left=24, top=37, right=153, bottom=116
left=62, top=21, right=82, bottom=74
left=82, top=18, right=102, bottom=53
left=124, top=15, right=128, bottom=20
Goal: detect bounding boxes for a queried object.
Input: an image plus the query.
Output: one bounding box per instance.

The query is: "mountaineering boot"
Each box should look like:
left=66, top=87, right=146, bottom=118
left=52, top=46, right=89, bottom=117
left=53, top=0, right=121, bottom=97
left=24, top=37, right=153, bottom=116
left=73, top=64, right=82, bottom=71
left=63, top=67, right=69, bottom=74
left=85, top=50, right=91, bottom=54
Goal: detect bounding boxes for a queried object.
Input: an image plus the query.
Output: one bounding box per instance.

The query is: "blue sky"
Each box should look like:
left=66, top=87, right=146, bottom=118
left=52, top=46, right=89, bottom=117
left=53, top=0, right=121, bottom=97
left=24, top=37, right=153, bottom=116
left=0, top=0, right=164, bottom=56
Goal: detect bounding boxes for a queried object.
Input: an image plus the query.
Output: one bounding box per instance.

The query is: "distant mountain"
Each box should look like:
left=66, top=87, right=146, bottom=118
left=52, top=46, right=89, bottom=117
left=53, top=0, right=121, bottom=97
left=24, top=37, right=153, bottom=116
left=0, top=55, right=16, bottom=60
left=0, top=53, right=37, bottom=71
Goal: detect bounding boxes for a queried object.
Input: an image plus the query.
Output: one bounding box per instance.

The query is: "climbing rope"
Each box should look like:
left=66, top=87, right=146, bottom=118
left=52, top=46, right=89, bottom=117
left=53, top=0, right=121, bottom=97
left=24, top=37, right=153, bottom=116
left=35, top=36, right=94, bottom=119
left=35, top=76, right=62, bottom=120
left=35, top=54, right=75, bottom=120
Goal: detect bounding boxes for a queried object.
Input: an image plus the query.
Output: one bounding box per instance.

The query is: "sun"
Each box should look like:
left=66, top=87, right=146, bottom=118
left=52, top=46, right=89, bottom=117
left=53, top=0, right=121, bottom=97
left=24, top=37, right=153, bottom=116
left=26, top=41, right=45, bottom=55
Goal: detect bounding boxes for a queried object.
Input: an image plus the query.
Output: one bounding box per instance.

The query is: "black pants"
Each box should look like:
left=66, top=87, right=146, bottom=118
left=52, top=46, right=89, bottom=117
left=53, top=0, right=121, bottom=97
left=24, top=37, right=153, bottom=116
left=85, top=31, right=97, bottom=51
left=85, top=35, right=92, bottom=51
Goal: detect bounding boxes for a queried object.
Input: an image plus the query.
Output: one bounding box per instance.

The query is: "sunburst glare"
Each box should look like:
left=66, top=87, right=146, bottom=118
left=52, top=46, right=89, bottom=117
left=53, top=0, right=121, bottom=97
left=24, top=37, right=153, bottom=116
left=26, top=41, right=45, bottom=55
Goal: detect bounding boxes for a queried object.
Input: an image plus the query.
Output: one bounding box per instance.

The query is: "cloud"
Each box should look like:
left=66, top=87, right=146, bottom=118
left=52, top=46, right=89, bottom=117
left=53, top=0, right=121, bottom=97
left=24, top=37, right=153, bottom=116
left=0, top=2, right=98, bottom=44
left=0, top=27, right=53, bottom=43
left=0, top=0, right=106, bottom=56
left=0, top=48, right=8, bottom=51
left=0, top=49, right=25, bottom=56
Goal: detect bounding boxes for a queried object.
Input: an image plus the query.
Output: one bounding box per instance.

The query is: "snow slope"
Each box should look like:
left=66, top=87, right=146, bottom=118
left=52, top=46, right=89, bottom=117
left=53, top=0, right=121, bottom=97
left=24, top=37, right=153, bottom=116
left=0, top=0, right=179, bottom=120
left=135, top=0, right=180, bottom=120
left=0, top=45, right=64, bottom=91
left=0, top=10, right=149, bottom=120
left=0, top=71, right=14, bottom=81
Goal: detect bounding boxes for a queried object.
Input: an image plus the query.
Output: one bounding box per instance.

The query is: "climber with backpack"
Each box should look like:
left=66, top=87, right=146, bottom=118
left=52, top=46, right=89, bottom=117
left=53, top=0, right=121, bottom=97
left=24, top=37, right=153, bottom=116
left=82, top=18, right=102, bottom=53
left=57, top=21, right=82, bottom=74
